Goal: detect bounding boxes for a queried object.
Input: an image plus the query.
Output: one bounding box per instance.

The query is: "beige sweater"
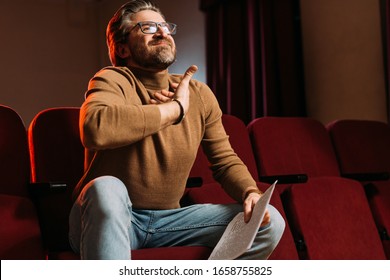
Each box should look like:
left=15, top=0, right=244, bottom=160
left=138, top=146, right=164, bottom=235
left=73, top=66, right=256, bottom=209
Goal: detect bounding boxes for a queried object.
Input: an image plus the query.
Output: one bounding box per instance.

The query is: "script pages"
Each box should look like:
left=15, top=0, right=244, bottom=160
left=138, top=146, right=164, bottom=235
left=208, top=181, right=277, bottom=260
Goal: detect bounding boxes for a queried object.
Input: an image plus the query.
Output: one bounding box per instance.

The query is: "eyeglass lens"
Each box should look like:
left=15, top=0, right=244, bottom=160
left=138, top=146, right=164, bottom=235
left=139, top=22, right=176, bottom=35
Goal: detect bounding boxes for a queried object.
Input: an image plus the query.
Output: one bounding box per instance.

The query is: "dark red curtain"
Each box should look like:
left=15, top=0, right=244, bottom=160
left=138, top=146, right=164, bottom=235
left=200, top=0, right=306, bottom=124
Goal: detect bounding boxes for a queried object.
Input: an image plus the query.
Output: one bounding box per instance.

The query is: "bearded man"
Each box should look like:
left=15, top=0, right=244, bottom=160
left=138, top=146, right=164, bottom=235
left=69, top=0, right=285, bottom=260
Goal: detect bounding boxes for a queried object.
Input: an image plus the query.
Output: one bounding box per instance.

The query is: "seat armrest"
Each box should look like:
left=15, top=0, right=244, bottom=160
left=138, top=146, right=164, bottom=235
left=260, top=174, right=308, bottom=184
left=186, top=177, right=203, bottom=188
left=341, top=172, right=389, bottom=181
left=29, top=182, right=68, bottom=196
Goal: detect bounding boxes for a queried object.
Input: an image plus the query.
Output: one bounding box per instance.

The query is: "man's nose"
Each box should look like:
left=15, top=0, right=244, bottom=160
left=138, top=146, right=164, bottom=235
left=154, top=25, right=169, bottom=37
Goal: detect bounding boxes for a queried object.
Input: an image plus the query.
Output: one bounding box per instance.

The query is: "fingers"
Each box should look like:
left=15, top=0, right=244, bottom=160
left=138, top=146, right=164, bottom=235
left=243, top=192, right=271, bottom=227
left=261, top=210, right=271, bottom=227
left=181, top=65, right=198, bottom=84
left=243, top=198, right=255, bottom=223
left=151, top=90, right=174, bottom=104
left=170, top=82, right=179, bottom=90
left=150, top=65, right=198, bottom=107
left=244, top=202, right=271, bottom=227
left=185, top=65, right=198, bottom=76
left=243, top=206, right=252, bottom=223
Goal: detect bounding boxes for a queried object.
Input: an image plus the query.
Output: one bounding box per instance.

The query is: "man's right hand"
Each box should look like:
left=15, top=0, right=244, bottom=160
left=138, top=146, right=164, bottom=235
left=172, top=65, right=198, bottom=114
left=154, top=65, right=198, bottom=127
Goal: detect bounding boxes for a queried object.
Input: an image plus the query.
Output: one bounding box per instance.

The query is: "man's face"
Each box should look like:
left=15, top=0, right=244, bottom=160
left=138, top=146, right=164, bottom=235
left=123, top=10, right=177, bottom=71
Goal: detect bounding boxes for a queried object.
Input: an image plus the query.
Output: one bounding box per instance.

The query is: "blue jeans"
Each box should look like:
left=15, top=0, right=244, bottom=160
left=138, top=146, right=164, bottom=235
left=69, top=176, right=285, bottom=260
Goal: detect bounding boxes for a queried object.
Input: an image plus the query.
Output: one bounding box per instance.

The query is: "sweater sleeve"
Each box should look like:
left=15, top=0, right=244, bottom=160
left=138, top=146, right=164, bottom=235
left=80, top=67, right=161, bottom=150
left=199, top=83, right=257, bottom=202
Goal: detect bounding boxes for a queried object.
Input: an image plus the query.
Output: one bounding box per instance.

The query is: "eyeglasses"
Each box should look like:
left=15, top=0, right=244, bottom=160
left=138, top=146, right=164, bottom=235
left=132, top=21, right=177, bottom=35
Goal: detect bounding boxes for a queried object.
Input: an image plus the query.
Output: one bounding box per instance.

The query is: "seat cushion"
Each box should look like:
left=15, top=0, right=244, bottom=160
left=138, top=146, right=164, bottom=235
left=284, top=177, right=386, bottom=259
left=0, top=194, right=45, bottom=259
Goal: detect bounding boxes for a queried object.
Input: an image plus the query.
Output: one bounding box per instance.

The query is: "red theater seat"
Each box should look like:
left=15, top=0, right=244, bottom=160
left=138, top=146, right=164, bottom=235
left=327, top=119, right=390, bottom=258
left=186, top=114, right=261, bottom=203
left=248, top=117, right=386, bottom=259
left=186, top=114, right=299, bottom=260
left=0, top=105, right=44, bottom=259
left=284, top=178, right=386, bottom=259
left=247, top=117, right=340, bottom=193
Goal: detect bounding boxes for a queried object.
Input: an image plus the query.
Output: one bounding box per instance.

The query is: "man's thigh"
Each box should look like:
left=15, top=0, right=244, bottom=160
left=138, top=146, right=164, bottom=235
left=132, top=203, right=243, bottom=248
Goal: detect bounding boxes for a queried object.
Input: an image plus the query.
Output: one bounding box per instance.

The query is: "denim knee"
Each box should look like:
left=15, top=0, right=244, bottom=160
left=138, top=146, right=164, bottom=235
left=70, top=176, right=133, bottom=259
left=79, top=175, right=132, bottom=215
left=267, top=205, right=285, bottom=244
left=238, top=204, right=286, bottom=260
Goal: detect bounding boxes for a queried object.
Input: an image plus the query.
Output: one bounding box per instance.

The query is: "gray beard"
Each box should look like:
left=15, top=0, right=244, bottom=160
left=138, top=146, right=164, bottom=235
left=132, top=45, right=176, bottom=70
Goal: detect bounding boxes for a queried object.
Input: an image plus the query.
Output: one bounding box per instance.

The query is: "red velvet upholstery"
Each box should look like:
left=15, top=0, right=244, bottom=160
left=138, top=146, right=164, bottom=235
left=186, top=114, right=299, bottom=260
left=366, top=181, right=390, bottom=258
left=327, top=119, right=390, bottom=258
left=28, top=107, right=211, bottom=260
left=257, top=184, right=298, bottom=260
left=188, top=114, right=259, bottom=184
left=284, top=177, right=386, bottom=259
left=0, top=105, right=44, bottom=259
left=248, top=117, right=386, bottom=259
left=327, top=120, right=390, bottom=174
left=28, top=107, right=83, bottom=252
left=187, top=114, right=260, bottom=201
left=222, top=114, right=259, bottom=179
left=248, top=117, right=340, bottom=179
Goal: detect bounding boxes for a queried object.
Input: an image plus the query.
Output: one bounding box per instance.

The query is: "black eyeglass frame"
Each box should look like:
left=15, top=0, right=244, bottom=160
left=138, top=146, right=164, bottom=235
left=130, top=21, right=177, bottom=35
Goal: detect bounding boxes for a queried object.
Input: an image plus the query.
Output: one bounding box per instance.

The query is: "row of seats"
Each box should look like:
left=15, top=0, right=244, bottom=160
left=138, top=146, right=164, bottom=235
left=187, top=116, right=390, bottom=260
left=1, top=105, right=389, bottom=259
left=0, top=105, right=211, bottom=260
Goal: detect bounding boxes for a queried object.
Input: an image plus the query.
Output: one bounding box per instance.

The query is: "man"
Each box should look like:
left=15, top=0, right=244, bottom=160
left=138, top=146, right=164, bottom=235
left=69, top=0, right=285, bottom=260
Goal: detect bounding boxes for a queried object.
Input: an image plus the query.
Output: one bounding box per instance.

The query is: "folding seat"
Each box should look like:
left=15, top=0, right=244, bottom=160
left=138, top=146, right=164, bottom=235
left=28, top=107, right=83, bottom=258
left=186, top=114, right=299, bottom=260
left=247, top=117, right=340, bottom=193
left=28, top=107, right=211, bottom=259
left=247, top=117, right=386, bottom=259
left=0, top=105, right=44, bottom=259
left=186, top=114, right=260, bottom=204
left=327, top=119, right=390, bottom=258
left=284, top=178, right=386, bottom=259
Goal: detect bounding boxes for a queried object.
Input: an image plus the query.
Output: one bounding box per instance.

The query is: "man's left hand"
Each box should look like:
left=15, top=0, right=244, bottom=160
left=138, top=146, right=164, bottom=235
left=150, top=84, right=177, bottom=104
left=243, top=192, right=271, bottom=226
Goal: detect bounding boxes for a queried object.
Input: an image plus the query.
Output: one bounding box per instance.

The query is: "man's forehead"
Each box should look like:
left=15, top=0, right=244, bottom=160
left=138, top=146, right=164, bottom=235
left=132, top=10, right=165, bottom=22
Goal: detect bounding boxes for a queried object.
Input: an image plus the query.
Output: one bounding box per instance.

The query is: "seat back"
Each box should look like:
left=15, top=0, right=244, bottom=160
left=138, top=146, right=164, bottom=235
left=222, top=114, right=259, bottom=179
left=327, top=119, right=390, bottom=175
left=0, top=105, right=44, bottom=259
left=187, top=114, right=299, bottom=259
left=188, top=114, right=259, bottom=203
left=284, top=177, right=386, bottom=259
left=248, top=117, right=340, bottom=179
left=327, top=119, right=390, bottom=259
left=189, top=114, right=259, bottom=184
left=28, top=107, right=84, bottom=252
left=248, top=117, right=383, bottom=259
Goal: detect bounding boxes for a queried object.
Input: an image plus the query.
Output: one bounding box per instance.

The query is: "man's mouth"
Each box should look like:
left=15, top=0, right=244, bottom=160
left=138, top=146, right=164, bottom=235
left=150, top=40, right=171, bottom=47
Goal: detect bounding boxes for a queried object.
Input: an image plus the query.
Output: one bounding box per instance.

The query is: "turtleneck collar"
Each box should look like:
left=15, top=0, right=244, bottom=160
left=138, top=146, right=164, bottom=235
left=129, top=67, right=170, bottom=91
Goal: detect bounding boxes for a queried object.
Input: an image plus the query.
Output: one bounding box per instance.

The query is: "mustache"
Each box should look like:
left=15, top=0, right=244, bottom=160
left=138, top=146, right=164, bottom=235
left=149, top=39, right=172, bottom=47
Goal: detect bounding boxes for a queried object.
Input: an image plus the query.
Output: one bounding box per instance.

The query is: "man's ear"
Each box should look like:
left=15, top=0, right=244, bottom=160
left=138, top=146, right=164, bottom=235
left=116, top=43, right=131, bottom=59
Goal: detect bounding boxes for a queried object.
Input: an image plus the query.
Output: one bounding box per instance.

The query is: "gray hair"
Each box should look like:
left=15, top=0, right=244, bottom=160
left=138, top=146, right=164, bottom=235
left=106, top=0, right=163, bottom=66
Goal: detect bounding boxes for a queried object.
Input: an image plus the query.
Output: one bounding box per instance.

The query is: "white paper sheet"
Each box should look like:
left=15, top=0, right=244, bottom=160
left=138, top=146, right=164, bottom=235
left=208, top=181, right=277, bottom=260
